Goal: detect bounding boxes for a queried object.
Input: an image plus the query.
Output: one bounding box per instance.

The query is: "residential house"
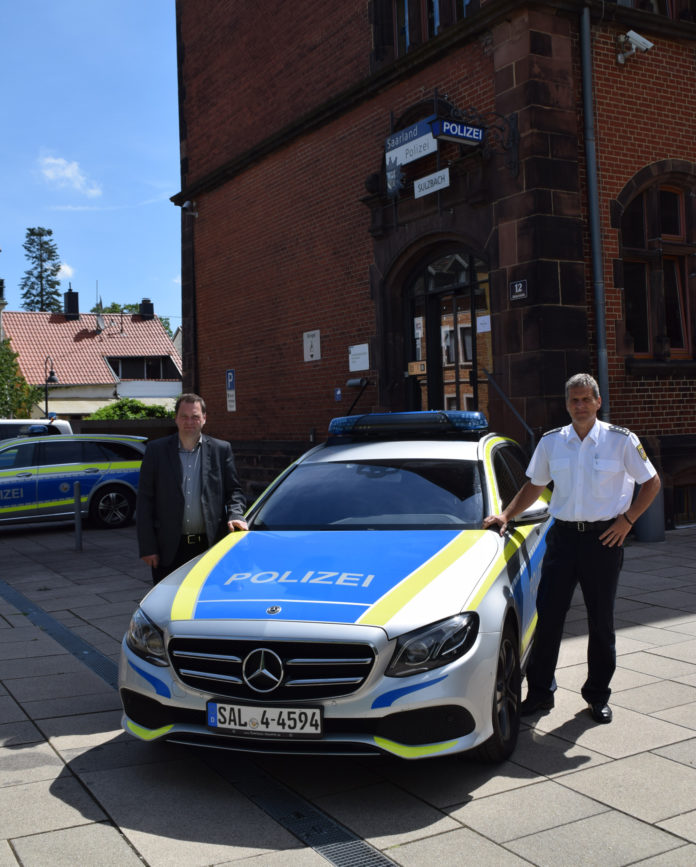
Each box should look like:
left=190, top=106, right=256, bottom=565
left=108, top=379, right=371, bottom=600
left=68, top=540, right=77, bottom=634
left=0, top=289, right=182, bottom=420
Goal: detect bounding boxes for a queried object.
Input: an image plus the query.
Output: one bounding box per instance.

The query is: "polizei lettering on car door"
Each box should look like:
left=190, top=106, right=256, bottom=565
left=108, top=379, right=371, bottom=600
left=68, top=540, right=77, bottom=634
left=224, top=570, right=375, bottom=587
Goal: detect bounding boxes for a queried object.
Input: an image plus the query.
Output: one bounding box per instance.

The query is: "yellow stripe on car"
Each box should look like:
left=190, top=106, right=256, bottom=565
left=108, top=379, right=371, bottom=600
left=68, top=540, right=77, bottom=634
left=125, top=719, right=173, bottom=740
left=357, top=530, right=486, bottom=628
left=171, top=531, right=249, bottom=621
left=373, top=736, right=458, bottom=758
left=466, top=524, right=537, bottom=612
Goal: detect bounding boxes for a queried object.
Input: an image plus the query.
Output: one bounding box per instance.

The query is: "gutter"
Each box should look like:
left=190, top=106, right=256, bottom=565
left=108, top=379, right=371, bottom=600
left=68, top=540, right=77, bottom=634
left=581, top=4, right=610, bottom=419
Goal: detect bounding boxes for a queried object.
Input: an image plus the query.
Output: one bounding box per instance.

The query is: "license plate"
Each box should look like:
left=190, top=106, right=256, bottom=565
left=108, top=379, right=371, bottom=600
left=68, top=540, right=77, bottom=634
left=207, top=702, right=323, bottom=738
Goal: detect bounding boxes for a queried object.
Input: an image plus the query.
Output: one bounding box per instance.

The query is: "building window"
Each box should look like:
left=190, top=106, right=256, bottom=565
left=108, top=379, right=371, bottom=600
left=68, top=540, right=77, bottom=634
left=611, top=0, right=696, bottom=21
left=107, top=356, right=179, bottom=380
left=621, top=185, right=693, bottom=360
left=375, top=0, right=479, bottom=61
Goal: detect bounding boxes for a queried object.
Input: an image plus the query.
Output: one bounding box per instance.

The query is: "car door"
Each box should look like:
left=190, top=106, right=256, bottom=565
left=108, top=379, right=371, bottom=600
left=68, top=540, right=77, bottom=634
left=491, top=441, right=547, bottom=654
left=0, top=442, right=39, bottom=521
left=36, top=440, right=106, bottom=519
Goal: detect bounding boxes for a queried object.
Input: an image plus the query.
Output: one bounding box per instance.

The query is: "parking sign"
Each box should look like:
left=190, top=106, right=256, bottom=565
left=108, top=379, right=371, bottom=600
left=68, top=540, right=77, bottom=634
left=226, top=369, right=236, bottom=412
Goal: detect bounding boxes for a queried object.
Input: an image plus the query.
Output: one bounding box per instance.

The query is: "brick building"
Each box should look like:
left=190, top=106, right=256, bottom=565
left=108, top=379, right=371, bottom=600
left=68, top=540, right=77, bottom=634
left=173, top=0, right=696, bottom=524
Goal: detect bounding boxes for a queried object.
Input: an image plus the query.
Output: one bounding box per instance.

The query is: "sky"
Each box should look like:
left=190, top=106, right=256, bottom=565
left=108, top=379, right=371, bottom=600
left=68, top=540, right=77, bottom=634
left=0, top=0, right=181, bottom=330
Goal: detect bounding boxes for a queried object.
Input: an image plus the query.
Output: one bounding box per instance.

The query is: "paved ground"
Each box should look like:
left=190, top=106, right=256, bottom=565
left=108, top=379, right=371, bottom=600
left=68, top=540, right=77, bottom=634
left=0, top=521, right=695, bottom=866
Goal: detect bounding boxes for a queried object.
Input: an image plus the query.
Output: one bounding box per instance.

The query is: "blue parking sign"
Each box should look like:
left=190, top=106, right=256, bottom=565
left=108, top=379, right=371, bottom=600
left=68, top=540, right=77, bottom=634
left=226, top=369, right=236, bottom=412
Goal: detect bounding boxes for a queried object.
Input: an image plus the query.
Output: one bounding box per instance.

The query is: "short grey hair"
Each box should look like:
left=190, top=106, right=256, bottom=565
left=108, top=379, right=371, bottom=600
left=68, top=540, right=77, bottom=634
left=565, top=373, right=600, bottom=401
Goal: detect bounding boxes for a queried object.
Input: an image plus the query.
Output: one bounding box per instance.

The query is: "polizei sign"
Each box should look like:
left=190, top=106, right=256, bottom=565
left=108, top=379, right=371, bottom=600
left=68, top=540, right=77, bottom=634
left=430, top=118, right=484, bottom=145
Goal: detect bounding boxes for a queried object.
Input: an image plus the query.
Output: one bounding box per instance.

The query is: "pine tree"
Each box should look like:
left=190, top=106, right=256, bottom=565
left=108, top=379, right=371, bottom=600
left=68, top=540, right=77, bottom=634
left=19, top=227, right=63, bottom=312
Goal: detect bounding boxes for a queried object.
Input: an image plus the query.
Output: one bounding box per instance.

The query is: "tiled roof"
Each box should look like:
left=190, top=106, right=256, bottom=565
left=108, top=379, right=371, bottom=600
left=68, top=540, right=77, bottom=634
left=1, top=310, right=182, bottom=386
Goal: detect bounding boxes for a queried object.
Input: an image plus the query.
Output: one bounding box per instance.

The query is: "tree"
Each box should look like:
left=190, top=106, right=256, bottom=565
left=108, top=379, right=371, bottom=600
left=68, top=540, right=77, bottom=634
left=0, top=339, right=43, bottom=417
left=87, top=398, right=174, bottom=420
left=19, top=227, right=63, bottom=312
left=91, top=301, right=173, bottom=338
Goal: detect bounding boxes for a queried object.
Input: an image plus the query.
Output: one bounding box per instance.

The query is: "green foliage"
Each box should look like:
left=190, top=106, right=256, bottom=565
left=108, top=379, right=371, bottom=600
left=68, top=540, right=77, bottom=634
left=91, top=301, right=173, bottom=338
left=86, top=398, right=174, bottom=420
left=19, top=227, right=63, bottom=312
left=0, top=339, right=43, bottom=417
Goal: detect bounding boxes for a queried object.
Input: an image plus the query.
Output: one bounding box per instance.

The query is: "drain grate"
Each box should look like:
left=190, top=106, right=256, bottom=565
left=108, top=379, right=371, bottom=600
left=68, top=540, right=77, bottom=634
left=0, top=579, right=119, bottom=689
left=208, top=752, right=399, bottom=866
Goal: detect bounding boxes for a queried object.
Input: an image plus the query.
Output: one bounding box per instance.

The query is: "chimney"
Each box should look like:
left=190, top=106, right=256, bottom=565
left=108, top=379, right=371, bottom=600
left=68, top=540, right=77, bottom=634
left=139, top=298, right=154, bottom=320
left=63, top=284, right=80, bottom=320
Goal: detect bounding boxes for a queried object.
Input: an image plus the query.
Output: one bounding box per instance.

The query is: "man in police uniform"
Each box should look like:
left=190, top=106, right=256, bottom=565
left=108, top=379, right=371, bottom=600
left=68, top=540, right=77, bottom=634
left=484, top=373, right=661, bottom=724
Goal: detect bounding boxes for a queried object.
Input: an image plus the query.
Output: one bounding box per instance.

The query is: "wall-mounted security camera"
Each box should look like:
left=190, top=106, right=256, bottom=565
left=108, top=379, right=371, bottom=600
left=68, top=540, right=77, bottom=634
left=617, top=29, right=655, bottom=64
left=182, top=200, right=198, bottom=217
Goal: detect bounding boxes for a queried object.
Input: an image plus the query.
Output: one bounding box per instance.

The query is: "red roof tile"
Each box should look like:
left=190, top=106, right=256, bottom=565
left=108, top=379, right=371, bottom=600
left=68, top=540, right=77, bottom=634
left=1, top=310, right=182, bottom=386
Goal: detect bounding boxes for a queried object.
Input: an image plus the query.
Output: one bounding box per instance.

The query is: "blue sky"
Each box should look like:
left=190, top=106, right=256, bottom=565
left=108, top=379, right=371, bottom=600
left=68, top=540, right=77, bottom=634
left=0, top=0, right=181, bottom=330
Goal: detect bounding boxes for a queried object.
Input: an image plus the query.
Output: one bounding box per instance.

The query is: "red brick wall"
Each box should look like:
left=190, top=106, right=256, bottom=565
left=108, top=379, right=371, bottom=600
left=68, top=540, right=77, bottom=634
left=586, top=23, right=696, bottom=438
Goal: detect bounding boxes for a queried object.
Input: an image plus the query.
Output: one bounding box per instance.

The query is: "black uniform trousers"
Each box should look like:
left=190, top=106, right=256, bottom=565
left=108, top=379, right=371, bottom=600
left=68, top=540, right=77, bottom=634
left=525, top=520, right=624, bottom=706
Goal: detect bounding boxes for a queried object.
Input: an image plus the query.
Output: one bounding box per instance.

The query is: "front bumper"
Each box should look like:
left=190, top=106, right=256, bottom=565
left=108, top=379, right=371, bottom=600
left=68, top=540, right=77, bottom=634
left=118, top=627, right=500, bottom=759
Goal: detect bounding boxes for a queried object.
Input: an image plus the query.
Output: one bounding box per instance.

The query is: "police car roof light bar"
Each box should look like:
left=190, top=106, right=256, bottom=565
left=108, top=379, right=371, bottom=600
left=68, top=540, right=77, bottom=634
left=328, top=410, right=488, bottom=437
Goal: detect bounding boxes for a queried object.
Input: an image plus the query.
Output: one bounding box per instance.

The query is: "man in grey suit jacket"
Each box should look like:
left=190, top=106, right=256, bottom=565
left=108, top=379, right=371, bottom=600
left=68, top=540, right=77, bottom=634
left=137, top=393, right=247, bottom=584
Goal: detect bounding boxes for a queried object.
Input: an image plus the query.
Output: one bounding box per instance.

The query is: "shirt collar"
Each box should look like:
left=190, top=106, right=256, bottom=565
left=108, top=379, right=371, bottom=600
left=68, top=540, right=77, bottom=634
left=566, top=418, right=601, bottom=444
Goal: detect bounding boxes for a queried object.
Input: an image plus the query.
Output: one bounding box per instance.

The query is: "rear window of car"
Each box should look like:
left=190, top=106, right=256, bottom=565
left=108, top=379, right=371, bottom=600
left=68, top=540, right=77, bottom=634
left=252, top=459, right=484, bottom=530
left=96, top=441, right=144, bottom=462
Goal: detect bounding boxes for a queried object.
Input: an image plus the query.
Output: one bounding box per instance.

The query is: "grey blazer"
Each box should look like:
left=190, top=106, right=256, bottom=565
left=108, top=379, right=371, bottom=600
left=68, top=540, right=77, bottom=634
left=136, top=432, right=246, bottom=568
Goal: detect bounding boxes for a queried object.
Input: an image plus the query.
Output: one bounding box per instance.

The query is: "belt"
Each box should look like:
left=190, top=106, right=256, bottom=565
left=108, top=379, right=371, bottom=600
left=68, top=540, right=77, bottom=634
left=555, top=519, right=615, bottom=534
left=182, top=533, right=207, bottom=545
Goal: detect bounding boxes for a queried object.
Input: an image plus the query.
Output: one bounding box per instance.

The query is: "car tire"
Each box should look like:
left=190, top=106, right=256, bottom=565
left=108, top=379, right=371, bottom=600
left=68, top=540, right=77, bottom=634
left=472, top=621, right=521, bottom=763
left=89, top=486, right=136, bottom=529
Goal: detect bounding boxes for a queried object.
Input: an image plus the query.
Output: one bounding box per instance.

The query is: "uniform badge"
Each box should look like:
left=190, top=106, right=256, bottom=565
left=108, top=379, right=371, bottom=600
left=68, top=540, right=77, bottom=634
left=636, top=442, right=648, bottom=461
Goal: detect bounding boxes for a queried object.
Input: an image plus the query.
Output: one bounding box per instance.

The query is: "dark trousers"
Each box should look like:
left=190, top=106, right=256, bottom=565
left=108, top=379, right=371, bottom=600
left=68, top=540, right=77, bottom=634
left=526, top=521, right=624, bottom=706
left=151, top=534, right=209, bottom=584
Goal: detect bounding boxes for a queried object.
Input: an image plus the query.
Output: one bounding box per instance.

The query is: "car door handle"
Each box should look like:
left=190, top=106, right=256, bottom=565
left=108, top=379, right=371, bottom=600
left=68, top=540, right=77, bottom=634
left=84, top=467, right=100, bottom=473
left=16, top=472, right=33, bottom=477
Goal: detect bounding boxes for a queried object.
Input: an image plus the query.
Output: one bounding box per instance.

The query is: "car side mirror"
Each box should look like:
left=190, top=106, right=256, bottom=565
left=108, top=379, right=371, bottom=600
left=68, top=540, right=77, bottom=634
left=508, top=499, right=550, bottom=527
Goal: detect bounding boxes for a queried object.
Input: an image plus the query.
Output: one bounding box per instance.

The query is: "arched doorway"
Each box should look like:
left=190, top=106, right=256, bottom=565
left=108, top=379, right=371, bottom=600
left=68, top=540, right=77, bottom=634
left=404, top=249, right=491, bottom=412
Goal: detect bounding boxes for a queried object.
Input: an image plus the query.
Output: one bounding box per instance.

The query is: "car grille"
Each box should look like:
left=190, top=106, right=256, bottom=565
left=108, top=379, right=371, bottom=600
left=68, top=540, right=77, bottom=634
left=168, top=637, right=376, bottom=701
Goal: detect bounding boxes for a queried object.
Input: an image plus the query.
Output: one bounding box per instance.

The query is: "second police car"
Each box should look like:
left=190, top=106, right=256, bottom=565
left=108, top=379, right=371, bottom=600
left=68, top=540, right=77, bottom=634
left=0, top=433, right=146, bottom=529
left=119, top=411, right=551, bottom=761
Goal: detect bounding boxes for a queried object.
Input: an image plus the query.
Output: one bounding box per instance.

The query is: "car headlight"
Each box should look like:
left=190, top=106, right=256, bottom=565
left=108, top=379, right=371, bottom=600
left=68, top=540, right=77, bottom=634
left=386, top=613, right=479, bottom=677
left=125, top=607, right=168, bottom=666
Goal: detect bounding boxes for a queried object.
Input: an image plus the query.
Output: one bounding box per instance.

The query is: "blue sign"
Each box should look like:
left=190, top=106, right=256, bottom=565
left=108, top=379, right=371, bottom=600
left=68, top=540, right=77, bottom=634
left=226, top=369, right=237, bottom=412
left=430, top=118, right=484, bottom=145
left=385, top=116, right=436, bottom=152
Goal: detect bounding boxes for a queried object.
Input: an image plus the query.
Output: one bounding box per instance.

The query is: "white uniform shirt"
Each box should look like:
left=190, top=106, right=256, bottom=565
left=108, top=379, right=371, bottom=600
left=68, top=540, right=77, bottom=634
left=526, top=419, right=657, bottom=521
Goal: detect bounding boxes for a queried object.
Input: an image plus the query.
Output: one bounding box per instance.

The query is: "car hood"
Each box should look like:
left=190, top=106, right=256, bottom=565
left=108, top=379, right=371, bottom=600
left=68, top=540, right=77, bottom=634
left=160, top=529, right=501, bottom=634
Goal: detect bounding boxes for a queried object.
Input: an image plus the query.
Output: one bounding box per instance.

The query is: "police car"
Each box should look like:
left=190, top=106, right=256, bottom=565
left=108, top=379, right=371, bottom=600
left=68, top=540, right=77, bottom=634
left=0, top=433, right=146, bottom=529
left=119, top=411, right=551, bottom=761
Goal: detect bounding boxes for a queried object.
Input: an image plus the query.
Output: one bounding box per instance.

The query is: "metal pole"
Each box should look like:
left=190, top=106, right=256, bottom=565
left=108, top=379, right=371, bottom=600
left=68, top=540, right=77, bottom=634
left=73, top=481, right=82, bottom=551
left=581, top=5, right=610, bottom=419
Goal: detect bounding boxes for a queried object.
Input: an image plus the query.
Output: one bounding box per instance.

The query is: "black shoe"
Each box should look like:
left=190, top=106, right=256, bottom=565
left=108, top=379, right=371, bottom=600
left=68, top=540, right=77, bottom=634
left=520, top=695, right=554, bottom=716
left=588, top=702, right=613, bottom=724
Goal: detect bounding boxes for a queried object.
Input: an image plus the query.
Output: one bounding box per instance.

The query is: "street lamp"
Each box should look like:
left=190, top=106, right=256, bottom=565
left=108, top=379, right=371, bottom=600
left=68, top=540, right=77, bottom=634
left=44, top=356, right=59, bottom=418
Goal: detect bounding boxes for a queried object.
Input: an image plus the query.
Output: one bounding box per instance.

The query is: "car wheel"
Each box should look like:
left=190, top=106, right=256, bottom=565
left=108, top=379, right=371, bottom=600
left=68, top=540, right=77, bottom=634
left=89, top=486, right=135, bottom=529
left=472, top=621, right=520, bottom=763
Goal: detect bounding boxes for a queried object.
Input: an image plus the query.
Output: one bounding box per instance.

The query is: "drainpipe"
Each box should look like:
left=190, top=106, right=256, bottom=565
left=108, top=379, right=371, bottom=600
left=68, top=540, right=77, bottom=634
left=581, top=4, right=610, bottom=419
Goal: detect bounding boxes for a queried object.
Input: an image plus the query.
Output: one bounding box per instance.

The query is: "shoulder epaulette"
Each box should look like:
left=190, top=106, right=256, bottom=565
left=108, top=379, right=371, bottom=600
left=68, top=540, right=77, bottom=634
left=608, top=424, right=630, bottom=436
left=542, top=427, right=563, bottom=437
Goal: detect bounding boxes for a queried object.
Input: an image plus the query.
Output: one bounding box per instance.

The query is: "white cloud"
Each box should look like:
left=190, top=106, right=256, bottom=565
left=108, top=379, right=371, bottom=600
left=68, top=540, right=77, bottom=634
left=39, top=155, right=102, bottom=198
left=173, top=274, right=181, bottom=285
left=58, top=263, right=74, bottom=280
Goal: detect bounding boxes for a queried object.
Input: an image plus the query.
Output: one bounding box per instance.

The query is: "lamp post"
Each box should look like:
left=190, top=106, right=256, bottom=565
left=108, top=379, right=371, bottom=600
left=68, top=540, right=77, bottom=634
left=44, top=357, right=59, bottom=418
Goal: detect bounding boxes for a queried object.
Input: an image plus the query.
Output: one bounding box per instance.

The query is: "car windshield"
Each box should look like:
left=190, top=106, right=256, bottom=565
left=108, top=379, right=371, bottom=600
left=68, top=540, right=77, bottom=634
left=251, top=458, right=484, bottom=530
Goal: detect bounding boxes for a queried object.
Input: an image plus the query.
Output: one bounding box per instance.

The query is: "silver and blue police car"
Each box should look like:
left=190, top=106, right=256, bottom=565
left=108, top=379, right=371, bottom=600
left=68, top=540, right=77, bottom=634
left=119, top=411, right=550, bottom=761
left=0, top=433, right=146, bottom=529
